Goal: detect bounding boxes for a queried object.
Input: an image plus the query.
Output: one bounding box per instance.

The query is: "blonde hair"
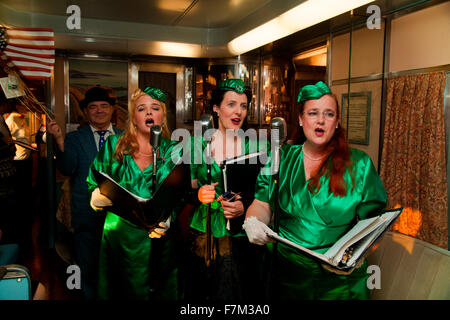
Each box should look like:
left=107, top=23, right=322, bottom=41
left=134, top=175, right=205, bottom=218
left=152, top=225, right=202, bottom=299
left=114, top=88, right=171, bottom=162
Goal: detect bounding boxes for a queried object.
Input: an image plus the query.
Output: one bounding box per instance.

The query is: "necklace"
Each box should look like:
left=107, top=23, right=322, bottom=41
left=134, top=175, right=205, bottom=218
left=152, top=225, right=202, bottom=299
left=138, top=151, right=152, bottom=156
left=303, top=150, right=328, bottom=161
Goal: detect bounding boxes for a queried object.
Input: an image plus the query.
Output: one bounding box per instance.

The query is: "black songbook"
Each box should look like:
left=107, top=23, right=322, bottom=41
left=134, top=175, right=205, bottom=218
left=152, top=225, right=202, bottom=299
left=92, top=161, right=191, bottom=232
left=268, top=208, right=403, bottom=271
left=221, top=151, right=267, bottom=232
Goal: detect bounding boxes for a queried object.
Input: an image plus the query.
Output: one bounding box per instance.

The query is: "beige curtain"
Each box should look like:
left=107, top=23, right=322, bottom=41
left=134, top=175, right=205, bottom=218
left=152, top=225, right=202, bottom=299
left=380, top=71, right=448, bottom=249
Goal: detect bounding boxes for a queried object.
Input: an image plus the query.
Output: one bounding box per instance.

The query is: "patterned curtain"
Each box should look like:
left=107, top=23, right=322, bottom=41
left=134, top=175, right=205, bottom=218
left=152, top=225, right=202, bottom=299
left=380, top=71, right=448, bottom=249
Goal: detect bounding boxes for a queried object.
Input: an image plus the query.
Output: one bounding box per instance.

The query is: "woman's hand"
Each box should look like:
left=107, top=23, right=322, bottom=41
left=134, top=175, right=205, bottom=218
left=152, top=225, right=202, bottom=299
left=221, top=195, right=244, bottom=219
left=90, top=187, right=113, bottom=210
left=198, top=182, right=218, bottom=204
left=242, top=216, right=275, bottom=245
left=149, top=216, right=171, bottom=239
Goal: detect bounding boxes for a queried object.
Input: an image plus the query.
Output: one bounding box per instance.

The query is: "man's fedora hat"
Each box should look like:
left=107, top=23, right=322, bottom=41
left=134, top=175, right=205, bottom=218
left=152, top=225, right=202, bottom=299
left=80, top=86, right=116, bottom=110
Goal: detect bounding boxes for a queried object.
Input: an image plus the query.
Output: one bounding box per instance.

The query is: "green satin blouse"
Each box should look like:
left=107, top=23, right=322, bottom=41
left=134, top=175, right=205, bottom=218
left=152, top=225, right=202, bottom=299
left=255, top=144, right=388, bottom=254
left=190, top=135, right=268, bottom=238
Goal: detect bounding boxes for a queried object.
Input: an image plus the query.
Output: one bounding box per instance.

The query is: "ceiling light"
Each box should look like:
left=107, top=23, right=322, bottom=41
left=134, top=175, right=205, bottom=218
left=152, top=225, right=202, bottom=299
left=228, top=0, right=375, bottom=55
left=154, top=41, right=202, bottom=58
left=294, top=45, right=327, bottom=60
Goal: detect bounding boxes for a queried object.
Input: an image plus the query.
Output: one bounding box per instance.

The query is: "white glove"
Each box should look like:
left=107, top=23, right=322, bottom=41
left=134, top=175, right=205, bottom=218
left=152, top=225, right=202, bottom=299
left=90, top=187, right=113, bottom=210
left=242, top=216, right=275, bottom=245
left=149, top=216, right=171, bottom=239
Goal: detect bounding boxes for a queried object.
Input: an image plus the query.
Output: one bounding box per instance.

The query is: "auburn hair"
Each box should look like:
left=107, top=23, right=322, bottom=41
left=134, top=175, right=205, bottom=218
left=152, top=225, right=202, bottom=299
left=114, top=88, right=171, bottom=162
left=299, top=93, right=354, bottom=197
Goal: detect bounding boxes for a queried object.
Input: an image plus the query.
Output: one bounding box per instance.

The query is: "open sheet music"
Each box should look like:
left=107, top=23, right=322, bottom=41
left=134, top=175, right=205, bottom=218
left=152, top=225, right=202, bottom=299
left=268, top=208, right=403, bottom=271
left=92, top=161, right=190, bottom=232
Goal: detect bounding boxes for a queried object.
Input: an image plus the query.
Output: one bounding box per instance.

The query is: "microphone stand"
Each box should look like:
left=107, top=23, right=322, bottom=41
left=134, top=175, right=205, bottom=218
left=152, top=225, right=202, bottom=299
left=206, top=140, right=212, bottom=269
left=148, top=125, right=161, bottom=299
left=205, top=134, right=214, bottom=301
left=266, top=118, right=285, bottom=300
left=266, top=149, right=281, bottom=300
left=152, top=148, right=158, bottom=189
left=200, top=114, right=214, bottom=300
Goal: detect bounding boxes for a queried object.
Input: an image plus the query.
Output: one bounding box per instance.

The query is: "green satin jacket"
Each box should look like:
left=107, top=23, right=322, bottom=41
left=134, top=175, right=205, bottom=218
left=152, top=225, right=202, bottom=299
left=255, top=144, right=387, bottom=299
left=190, top=135, right=269, bottom=238
left=86, top=134, right=183, bottom=300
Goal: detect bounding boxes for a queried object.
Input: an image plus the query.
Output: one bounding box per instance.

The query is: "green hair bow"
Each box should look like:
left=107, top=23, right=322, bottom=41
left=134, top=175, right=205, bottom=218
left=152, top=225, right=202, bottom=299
left=217, top=78, right=247, bottom=94
left=143, top=86, right=167, bottom=103
left=297, top=81, right=331, bottom=103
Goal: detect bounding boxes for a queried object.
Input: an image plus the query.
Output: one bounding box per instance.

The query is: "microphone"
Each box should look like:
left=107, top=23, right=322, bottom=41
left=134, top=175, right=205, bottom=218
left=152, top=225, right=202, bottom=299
left=200, top=114, right=214, bottom=142
left=150, top=125, right=162, bottom=184
left=150, top=125, right=162, bottom=151
left=270, top=117, right=287, bottom=175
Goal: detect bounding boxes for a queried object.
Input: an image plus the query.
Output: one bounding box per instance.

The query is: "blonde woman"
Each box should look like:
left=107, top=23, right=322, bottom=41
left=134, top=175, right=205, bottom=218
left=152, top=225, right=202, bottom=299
left=87, top=86, right=182, bottom=300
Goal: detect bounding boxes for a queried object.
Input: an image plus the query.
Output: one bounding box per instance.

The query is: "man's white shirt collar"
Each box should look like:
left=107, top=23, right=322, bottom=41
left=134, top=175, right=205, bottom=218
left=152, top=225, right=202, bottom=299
left=90, top=123, right=113, bottom=134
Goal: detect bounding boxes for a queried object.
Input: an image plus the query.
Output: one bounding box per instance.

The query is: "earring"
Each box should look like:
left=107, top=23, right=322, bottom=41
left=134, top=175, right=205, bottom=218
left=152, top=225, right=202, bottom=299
left=299, top=122, right=302, bottom=127
left=336, top=125, right=338, bottom=129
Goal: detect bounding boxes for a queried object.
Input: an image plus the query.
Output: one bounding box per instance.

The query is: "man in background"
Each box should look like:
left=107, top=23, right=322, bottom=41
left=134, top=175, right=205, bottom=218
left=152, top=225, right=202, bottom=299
left=47, top=86, right=123, bottom=299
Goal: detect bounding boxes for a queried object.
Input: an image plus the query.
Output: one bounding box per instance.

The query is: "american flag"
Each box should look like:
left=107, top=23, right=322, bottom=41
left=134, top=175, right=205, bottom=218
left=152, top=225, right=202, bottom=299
left=0, top=26, right=55, bottom=80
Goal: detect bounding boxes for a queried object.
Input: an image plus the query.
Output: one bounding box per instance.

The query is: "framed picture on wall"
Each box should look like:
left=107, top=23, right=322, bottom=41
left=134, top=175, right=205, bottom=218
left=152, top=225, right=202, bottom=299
left=68, top=59, right=128, bottom=131
left=341, top=91, right=371, bottom=145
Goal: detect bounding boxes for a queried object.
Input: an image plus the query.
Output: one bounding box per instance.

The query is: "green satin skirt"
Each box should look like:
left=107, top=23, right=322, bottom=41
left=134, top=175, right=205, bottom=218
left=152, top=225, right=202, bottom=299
left=97, top=213, right=179, bottom=300
left=271, top=243, right=370, bottom=300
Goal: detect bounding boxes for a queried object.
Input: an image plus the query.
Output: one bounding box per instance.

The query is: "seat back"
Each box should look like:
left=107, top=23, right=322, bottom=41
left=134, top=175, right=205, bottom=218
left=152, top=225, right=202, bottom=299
left=0, top=264, right=32, bottom=300
left=367, top=231, right=450, bottom=300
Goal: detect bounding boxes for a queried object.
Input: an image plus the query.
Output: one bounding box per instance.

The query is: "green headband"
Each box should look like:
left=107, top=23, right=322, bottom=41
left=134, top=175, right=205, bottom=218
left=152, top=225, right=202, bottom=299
left=217, top=79, right=247, bottom=94
left=297, top=81, right=331, bottom=103
left=143, top=86, right=167, bottom=103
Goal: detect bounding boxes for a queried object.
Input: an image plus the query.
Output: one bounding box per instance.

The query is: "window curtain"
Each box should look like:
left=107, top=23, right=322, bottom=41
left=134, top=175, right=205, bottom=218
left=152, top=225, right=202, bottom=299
left=380, top=71, right=448, bottom=249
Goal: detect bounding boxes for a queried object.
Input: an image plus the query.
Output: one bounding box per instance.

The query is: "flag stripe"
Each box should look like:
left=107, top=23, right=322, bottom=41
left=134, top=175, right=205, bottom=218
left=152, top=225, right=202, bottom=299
left=5, top=48, right=55, bottom=61
left=6, top=33, right=54, bottom=41
left=7, top=30, right=54, bottom=38
left=4, top=56, right=54, bottom=67
left=6, top=27, right=54, bottom=33
left=15, top=65, right=53, bottom=73
left=6, top=45, right=55, bottom=55
left=20, top=70, right=52, bottom=77
left=9, top=39, right=55, bottom=47
left=13, top=60, right=53, bottom=70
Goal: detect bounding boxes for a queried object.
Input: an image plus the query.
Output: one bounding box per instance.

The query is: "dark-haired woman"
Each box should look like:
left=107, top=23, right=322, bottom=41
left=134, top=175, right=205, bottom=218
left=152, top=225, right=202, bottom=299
left=186, top=79, right=267, bottom=300
left=243, top=81, right=387, bottom=300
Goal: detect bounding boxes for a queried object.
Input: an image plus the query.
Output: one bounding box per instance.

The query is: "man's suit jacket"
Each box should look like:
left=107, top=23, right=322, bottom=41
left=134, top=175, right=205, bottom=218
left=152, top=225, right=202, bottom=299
left=56, top=124, right=123, bottom=232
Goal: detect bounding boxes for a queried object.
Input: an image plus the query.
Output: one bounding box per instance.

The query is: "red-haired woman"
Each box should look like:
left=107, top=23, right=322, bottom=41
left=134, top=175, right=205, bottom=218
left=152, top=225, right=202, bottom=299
left=243, top=81, right=387, bottom=299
